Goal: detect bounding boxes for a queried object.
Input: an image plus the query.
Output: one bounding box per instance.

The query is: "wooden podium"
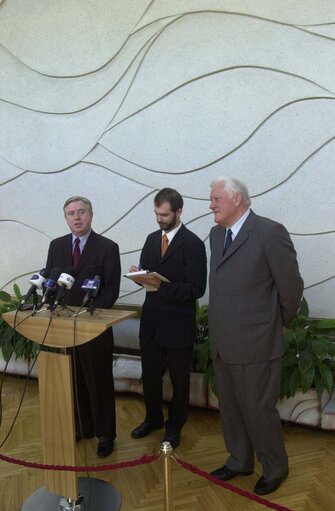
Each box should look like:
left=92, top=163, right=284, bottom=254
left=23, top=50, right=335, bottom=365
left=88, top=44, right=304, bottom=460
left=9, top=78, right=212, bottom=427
left=3, top=306, right=136, bottom=508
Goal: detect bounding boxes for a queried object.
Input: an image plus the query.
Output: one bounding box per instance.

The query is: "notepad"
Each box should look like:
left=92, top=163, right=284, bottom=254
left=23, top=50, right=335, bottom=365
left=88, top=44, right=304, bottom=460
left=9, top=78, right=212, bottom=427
left=124, top=271, right=170, bottom=291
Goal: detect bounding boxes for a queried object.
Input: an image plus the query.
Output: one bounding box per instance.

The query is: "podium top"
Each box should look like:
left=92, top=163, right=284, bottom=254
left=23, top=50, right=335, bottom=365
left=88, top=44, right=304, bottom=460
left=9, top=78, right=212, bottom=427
left=3, top=307, right=137, bottom=348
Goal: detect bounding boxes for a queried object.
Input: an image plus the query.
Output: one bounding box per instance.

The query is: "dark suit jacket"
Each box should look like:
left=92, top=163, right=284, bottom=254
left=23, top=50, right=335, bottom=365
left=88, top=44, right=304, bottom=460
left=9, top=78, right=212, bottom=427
left=46, top=230, right=120, bottom=311
left=139, top=224, right=207, bottom=349
left=45, top=230, right=121, bottom=436
left=209, top=210, right=304, bottom=364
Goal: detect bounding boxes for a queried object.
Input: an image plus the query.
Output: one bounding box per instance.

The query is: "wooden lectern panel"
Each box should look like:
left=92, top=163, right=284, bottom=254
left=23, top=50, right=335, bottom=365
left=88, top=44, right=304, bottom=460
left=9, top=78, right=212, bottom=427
left=38, top=351, right=78, bottom=498
left=2, top=307, right=137, bottom=501
left=3, top=307, right=136, bottom=347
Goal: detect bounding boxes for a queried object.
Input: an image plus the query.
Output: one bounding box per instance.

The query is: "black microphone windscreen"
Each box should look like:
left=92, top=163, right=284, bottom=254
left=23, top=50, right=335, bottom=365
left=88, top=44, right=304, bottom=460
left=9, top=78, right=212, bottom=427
left=49, top=267, right=62, bottom=280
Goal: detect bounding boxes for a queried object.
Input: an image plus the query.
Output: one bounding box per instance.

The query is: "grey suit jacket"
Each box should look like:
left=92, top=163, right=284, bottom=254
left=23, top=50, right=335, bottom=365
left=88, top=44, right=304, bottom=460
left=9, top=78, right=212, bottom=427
left=208, top=210, right=303, bottom=364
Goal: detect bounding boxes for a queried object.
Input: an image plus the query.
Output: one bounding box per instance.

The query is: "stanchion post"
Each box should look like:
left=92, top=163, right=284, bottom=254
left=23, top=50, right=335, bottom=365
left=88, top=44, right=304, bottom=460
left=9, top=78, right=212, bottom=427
left=160, top=441, right=174, bottom=511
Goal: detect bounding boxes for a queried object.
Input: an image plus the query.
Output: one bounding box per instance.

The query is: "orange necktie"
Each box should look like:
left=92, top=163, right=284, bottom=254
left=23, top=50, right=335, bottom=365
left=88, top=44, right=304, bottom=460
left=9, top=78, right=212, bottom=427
left=161, top=233, right=169, bottom=257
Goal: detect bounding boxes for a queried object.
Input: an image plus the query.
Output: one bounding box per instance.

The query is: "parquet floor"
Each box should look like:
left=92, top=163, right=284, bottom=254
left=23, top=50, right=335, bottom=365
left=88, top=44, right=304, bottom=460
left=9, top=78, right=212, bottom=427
left=0, top=374, right=335, bottom=510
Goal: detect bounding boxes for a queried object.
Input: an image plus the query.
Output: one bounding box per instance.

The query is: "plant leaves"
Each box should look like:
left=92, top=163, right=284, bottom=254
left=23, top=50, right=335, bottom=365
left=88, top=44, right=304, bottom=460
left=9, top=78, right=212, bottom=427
left=300, top=366, right=315, bottom=392
left=318, top=363, right=334, bottom=393
left=299, top=296, right=309, bottom=317
left=0, top=291, right=12, bottom=302
left=312, top=337, right=333, bottom=360
left=288, top=368, right=301, bottom=398
left=299, top=350, right=314, bottom=373
left=282, top=351, right=298, bottom=370
left=13, top=284, right=22, bottom=300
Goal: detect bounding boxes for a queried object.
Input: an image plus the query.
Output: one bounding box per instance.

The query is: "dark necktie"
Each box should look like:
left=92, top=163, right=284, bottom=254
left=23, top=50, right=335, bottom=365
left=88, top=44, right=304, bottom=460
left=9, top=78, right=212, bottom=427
left=72, top=237, right=81, bottom=268
left=161, top=233, right=169, bottom=257
left=223, top=229, right=233, bottom=255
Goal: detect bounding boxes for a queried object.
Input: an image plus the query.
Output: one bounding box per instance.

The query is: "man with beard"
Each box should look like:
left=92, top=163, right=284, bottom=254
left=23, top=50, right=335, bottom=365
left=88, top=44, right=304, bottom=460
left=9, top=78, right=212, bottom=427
left=129, top=188, right=207, bottom=448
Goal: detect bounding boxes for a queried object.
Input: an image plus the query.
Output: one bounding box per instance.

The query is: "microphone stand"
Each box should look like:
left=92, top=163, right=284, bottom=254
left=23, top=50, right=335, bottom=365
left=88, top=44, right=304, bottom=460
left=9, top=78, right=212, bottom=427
left=87, top=298, right=96, bottom=315
left=55, top=297, right=76, bottom=316
left=72, top=298, right=102, bottom=318
left=30, top=292, right=38, bottom=308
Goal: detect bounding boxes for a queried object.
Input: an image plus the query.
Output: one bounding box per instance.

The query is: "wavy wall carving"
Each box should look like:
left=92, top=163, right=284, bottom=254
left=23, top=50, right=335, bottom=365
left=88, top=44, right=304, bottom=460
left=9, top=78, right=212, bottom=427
left=0, top=0, right=334, bottom=316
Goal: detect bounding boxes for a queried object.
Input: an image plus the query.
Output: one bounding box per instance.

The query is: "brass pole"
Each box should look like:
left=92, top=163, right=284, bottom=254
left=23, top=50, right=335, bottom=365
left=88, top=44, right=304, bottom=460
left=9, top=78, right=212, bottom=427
left=160, top=441, right=174, bottom=511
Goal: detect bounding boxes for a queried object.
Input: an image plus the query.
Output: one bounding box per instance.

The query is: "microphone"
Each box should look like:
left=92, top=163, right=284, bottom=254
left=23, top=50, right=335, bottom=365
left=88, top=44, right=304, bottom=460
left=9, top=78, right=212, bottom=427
left=40, top=267, right=62, bottom=306
left=50, top=267, right=76, bottom=311
left=81, top=275, right=100, bottom=307
left=19, top=268, right=49, bottom=309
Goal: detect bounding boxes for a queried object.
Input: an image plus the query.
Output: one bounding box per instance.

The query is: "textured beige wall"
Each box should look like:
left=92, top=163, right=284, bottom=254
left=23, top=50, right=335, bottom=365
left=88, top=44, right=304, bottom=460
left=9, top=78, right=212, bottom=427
left=0, top=1, right=334, bottom=316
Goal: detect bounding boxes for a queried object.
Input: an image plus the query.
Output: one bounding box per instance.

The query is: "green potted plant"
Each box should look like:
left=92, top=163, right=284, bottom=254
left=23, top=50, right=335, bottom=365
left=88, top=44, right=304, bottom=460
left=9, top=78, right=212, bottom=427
left=192, top=301, right=216, bottom=395
left=0, top=285, right=41, bottom=363
left=191, top=297, right=335, bottom=410
left=280, top=297, right=335, bottom=400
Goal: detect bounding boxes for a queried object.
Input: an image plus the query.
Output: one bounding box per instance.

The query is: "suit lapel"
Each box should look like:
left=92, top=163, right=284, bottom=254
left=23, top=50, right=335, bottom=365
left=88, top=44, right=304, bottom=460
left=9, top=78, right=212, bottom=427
left=61, top=234, right=73, bottom=267
left=152, top=231, right=163, bottom=264
left=217, top=211, right=256, bottom=267
left=75, top=231, right=97, bottom=273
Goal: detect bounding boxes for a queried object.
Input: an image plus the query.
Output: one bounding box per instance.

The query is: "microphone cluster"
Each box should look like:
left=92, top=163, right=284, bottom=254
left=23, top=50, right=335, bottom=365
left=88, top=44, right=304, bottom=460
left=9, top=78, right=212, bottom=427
left=18, top=268, right=49, bottom=309
left=18, top=266, right=101, bottom=311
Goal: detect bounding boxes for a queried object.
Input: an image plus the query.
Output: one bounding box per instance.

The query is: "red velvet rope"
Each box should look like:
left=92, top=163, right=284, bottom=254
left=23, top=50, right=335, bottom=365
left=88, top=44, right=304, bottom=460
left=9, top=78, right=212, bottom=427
left=0, top=452, right=294, bottom=511
left=0, top=452, right=158, bottom=472
left=176, top=457, right=294, bottom=511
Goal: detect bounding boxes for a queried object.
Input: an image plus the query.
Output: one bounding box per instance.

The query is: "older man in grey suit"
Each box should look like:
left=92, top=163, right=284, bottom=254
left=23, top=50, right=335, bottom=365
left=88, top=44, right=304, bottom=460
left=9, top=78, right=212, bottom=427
left=208, top=177, right=303, bottom=495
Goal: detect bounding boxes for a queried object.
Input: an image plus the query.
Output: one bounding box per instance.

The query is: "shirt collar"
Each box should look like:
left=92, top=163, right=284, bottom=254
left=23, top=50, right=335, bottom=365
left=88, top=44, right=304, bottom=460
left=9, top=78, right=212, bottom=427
left=163, top=222, right=183, bottom=243
left=230, top=209, right=250, bottom=240
left=72, top=229, right=91, bottom=244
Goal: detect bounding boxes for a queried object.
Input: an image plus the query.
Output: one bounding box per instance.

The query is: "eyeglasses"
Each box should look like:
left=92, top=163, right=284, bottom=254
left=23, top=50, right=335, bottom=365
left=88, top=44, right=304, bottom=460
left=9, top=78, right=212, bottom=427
left=65, top=209, right=89, bottom=217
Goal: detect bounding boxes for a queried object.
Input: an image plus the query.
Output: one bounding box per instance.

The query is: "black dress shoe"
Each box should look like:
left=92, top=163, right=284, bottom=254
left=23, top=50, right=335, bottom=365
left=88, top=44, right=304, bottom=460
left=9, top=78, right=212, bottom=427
left=254, top=470, right=289, bottom=495
left=131, top=421, right=163, bottom=439
left=210, top=465, right=253, bottom=481
left=162, top=432, right=180, bottom=449
left=97, top=436, right=114, bottom=457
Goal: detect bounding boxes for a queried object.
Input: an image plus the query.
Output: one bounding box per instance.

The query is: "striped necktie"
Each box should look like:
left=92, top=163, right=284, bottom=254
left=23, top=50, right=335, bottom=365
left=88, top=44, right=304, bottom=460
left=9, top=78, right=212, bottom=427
left=223, top=229, right=233, bottom=255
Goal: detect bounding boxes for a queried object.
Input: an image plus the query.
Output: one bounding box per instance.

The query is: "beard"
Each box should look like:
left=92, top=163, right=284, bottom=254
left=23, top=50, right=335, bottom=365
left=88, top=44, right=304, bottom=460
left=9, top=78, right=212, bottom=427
left=158, top=213, right=178, bottom=232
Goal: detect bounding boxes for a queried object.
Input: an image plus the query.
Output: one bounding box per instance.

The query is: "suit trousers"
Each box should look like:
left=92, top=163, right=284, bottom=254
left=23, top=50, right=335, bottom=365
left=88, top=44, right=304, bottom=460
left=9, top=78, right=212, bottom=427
left=213, top=357, right=288, bottom=479
left=72, top=328, right=116, bottom=439
left=140, top=339, right=193, bottom=434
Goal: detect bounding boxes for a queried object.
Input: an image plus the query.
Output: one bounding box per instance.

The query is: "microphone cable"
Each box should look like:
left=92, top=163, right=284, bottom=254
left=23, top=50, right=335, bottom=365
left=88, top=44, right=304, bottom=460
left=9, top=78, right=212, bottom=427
left=71, top=302, right=93, bottom=507
left=0, top=305, right=38, bottom=427
left=0, top=308, right=53, bottom=449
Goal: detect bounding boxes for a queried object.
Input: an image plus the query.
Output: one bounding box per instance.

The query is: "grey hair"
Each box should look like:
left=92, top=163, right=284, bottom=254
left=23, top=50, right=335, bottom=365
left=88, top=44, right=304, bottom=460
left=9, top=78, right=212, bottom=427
left=210, top=176, right=251, bottom=207
left=63, top=196, right=93, bottom=213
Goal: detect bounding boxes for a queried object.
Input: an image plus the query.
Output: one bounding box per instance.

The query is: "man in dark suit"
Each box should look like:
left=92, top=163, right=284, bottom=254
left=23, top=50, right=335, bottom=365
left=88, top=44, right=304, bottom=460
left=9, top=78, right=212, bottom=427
left=46, top=196, right=121, bottom=457
left=130, top=188, right=207, bottom=448
left=208, top=177, right=303, bottom=495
